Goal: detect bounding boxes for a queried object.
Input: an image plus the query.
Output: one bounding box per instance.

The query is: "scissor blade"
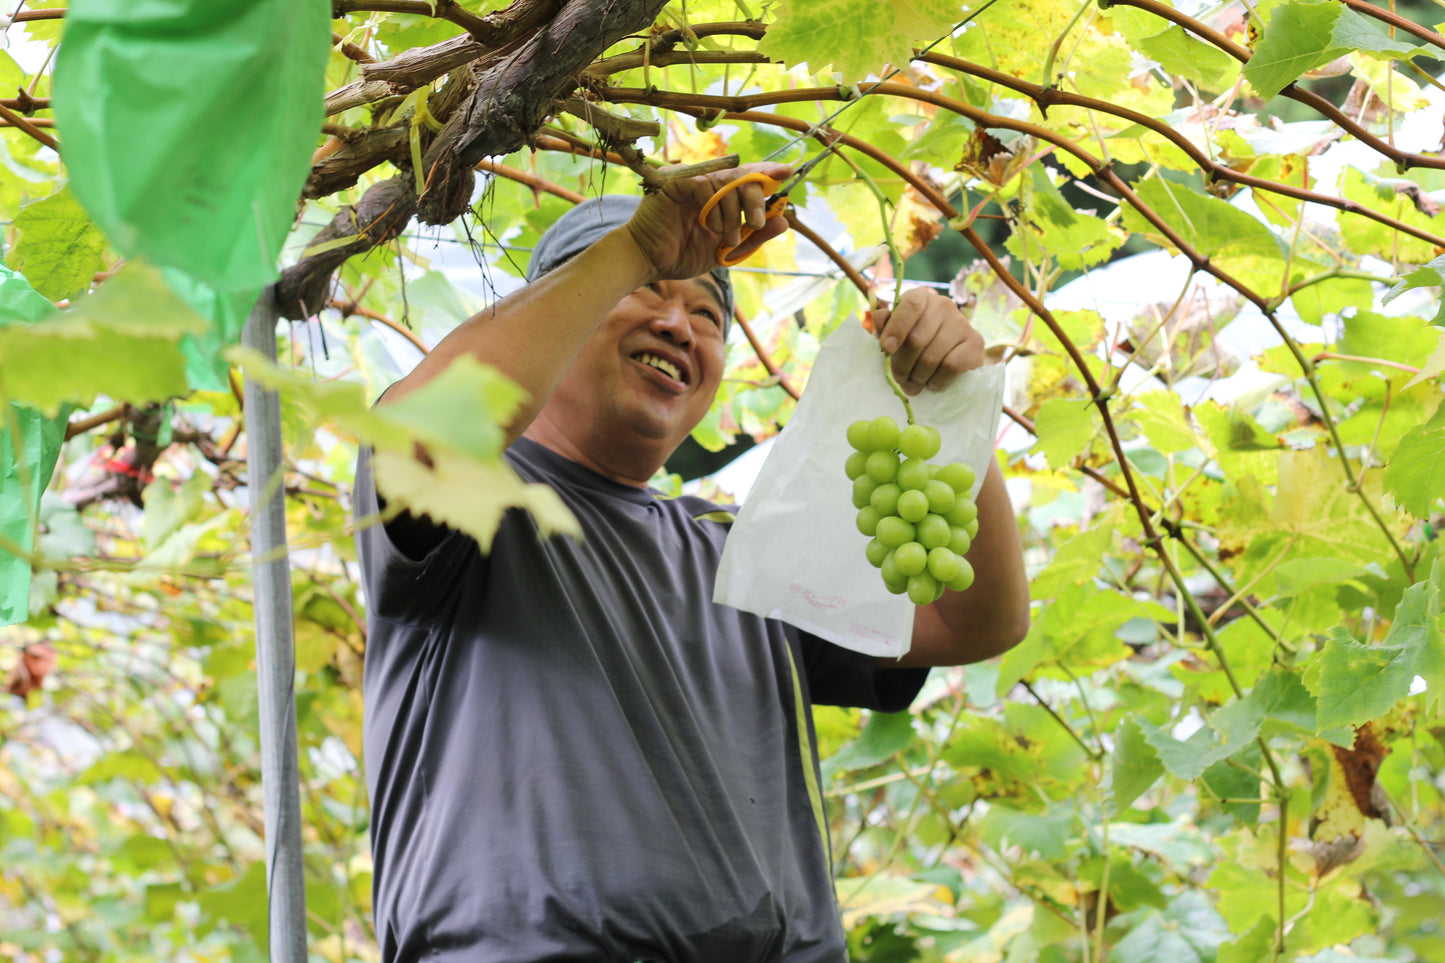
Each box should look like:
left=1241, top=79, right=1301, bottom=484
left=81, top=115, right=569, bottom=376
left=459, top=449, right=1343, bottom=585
left=771, top=145, right=838, bottom=197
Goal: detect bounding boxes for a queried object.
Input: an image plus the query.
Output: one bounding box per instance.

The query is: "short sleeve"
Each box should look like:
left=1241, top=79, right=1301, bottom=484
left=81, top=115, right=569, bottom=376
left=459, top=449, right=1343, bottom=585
left=353, top=446, right=475, bottom=624
left=800, top=633, right=929, bottom=712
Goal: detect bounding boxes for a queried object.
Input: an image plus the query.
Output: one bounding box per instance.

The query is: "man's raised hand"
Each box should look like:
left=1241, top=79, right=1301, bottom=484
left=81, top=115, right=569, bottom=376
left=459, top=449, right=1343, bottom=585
left=625, top=163, right=793, bottom=282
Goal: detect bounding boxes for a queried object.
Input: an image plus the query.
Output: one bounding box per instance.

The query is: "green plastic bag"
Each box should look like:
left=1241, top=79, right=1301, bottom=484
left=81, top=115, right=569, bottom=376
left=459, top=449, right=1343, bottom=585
left=54, top=0, right=330, bottom=386
left=0, top=265, right=66, bottom=626
left=165, top=269, right=257, bottom=392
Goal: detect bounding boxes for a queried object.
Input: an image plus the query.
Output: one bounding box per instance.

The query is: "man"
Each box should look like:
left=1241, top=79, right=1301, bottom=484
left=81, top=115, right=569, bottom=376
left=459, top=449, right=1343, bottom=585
left=353, top=164, right=1029, bottom=962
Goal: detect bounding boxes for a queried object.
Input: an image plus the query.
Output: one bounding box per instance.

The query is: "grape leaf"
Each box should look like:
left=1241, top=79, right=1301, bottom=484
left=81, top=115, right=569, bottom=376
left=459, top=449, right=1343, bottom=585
left=980, top=805, right=1073, bottom=860
left=372, top=449, right=577, bottom=554
left=1272, top=557, right=1368, bottom=598
left=1111, top=717, right=1164, bottom=810
left=1216, top=887, right=1280, bottom=948
left=141, top=473, right=211, bottom=552
left=1104, top=4, right=1171, bottom=46
left=1338, top=310, right=1442, bottom=377
left=942, top=706, right=1090, bottom=804
left=759, top=0, right=962, bottom=83
left=1382, top=559, right=1445, bottom=716
left=1031, top=397, right=1102, bottom=470
left=1201, top=742, right=1263, bottom=823
left=1030, top=523, right=1115, bottom=597
left=7, top=187, right=106, bottom=302
left=1008, top=168, right=1123, bottom=271
left=1384, top=405, right=1445, bottom=518
left=229, top=348, right=579, bottom=552
left=0, top=261, right=206, bottom=416
left=1209, top=858, right=1311, bottom=933
left=1306, top=562, right=1443, bottom=728
left=1245, top=0, right=1433, bottom=101
left=1172, top=666, right=1329, bottom=769
left=1122, top=177, right=1286, bottom=265
left=997, top=583, right=1136, bottom=694
left=822, top=709, right=915, bottom=775
left=1139, top=26, right=1239, bottom=91
left=1340, top=166, right=1441, bottom=264
left=1305, top=626, right=1418, bottom=730
left=1273, top=448, right=1400, bottom=568
left=1139, top=698, right=1262, bottom=781
left=1401, top=330, right=1445, bottom=389
left=1113, top=891, right=1230, bottom=963
left=1128, top=391, right=1197, bottom=454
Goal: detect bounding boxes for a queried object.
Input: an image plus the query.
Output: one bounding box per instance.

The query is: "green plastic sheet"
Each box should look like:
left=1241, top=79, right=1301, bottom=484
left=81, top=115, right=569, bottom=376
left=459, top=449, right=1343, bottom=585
left=54, top=0, right=331, bottom=389
left=0, top=265, right=65, bottom=626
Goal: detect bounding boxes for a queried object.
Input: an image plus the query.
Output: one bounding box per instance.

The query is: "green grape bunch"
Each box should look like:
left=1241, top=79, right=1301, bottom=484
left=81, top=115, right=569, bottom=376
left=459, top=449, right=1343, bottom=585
left=846, top=415, right=980, bottom=605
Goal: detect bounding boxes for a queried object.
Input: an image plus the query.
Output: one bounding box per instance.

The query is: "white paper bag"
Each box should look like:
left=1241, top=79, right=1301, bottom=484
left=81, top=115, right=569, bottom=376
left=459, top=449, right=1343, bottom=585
left=713, top=320, right=1006, bottom=658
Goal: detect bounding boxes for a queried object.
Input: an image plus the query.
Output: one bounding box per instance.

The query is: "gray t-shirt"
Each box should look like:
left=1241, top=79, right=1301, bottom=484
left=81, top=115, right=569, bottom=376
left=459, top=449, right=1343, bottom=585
left=355, top=438, right=928, bottom=963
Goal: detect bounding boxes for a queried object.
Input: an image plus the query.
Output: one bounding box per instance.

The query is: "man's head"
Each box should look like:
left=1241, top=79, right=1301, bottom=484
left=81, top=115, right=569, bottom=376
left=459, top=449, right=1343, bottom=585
left=527, top=194, right=734, bottom=339
left=523, top=194, right=734, bottom=484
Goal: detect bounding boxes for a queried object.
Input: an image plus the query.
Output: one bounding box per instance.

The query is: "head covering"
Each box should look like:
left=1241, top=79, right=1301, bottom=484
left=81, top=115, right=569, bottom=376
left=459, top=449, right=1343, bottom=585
left=526, top=194, right=734, bottom=337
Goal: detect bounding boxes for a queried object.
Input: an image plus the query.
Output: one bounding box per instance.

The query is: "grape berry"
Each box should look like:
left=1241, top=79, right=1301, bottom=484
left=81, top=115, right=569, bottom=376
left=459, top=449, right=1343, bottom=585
left=847, top=416, right=978, bottom=603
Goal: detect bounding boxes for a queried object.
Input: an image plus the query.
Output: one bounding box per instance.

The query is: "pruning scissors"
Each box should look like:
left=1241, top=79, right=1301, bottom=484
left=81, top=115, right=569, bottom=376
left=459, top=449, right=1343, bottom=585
left=697, top=147, right=835, bottom=266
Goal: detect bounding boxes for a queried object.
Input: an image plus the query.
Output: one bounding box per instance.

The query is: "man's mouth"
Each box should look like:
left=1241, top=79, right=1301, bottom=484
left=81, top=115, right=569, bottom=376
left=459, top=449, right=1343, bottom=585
left=634, top=352, right=685, bottom=384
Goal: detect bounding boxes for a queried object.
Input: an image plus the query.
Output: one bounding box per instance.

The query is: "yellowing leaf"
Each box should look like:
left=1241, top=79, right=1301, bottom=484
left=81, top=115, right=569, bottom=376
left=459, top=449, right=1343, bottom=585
left=372, top=448, right=579, bottom=553
left=1349, top=53, right=1429, bottom=114
left=1129, top=391, right=1198, bottom=454
left=1273, top=448, right=1401, bottom=566
left=229, top=348, right=578, bottom=551
left=1031, top=397, right=1102, bottom=469
left=834, top=873, right=951, bottom=929
left=665, top=117, right=730, bottom=165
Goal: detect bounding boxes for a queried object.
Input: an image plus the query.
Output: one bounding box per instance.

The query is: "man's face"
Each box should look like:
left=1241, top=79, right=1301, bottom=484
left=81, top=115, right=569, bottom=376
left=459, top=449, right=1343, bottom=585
left=546, top=275, right=729, bottom=460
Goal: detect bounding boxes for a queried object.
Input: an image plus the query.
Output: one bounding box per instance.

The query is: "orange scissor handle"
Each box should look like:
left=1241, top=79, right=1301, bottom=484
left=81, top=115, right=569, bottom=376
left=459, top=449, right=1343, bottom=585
left=698, top=172, right=787, bottom=266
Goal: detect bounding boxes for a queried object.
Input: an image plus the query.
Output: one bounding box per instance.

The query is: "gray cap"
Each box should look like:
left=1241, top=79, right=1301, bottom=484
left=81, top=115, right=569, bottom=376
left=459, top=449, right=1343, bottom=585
left=526, top=194, right=734, bottom=337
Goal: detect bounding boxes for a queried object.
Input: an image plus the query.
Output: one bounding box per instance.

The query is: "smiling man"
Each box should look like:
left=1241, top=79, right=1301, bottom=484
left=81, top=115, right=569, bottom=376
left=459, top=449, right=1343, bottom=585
left=353, top=165, right=1030, bottom=962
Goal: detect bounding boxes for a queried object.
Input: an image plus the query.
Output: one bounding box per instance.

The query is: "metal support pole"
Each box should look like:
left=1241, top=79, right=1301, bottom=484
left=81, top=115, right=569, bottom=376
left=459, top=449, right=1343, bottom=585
left=242, top=286, right=308, bottom=961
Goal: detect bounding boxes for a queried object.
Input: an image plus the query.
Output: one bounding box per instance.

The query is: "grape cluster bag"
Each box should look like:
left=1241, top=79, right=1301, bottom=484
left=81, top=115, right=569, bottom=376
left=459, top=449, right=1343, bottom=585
left=714, top=320, right=1005, bottom=659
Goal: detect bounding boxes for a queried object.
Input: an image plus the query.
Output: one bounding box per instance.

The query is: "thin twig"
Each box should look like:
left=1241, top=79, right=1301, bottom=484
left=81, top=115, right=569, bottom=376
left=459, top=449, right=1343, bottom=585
left=731, top=306, right=800, bottom=400
left=64, top=405, right=126, bottom=441
left=327, top=298, right=430, bottom=355
left=0, top=100, right=57, bottom=150
left=1022, top=681, right=1103, bottom=760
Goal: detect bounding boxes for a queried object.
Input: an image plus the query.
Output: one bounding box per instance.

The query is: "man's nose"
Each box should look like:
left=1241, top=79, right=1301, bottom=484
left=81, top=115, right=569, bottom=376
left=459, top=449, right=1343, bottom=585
left=649, top=297, right=692, bottom=343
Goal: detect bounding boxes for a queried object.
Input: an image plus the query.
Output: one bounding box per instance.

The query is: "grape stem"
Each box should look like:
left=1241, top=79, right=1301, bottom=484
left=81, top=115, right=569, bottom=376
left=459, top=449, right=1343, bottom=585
left=843, top=151, right=913, bottom=427
left=881, top=348, right=916, bottom=426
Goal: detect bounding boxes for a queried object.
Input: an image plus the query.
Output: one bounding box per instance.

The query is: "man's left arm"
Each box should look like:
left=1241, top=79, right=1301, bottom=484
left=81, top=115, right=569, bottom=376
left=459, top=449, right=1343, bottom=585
left=866, top=289, right=1031, bottom=669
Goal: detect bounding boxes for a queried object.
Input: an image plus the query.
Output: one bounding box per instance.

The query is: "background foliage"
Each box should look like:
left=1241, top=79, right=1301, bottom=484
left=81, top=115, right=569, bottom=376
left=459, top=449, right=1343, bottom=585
left=1, top=0, right=1444, bottom=960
